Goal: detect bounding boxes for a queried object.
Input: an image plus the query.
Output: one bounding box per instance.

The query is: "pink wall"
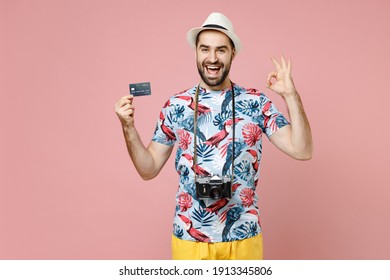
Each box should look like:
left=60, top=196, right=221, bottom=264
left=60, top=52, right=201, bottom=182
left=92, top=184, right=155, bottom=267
left=1, top=0, right=390, bottom=259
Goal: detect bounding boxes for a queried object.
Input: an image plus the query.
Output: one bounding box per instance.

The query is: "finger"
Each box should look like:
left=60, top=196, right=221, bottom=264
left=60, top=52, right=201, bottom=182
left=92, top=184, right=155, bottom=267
left=116, top=96, right=129, bottom=107
left=122, top=103, right=132, bottom=111
left=267, top=71, right=278, bottom=82
left=266, top=80, right=275, bottom=91
left=266, top=71, right=278, bottom=88
left=127, top=108, right=135, bottom=117
left=119, top=95, right=133, bottom=101
left=287, top=58, right=292, bottom=76
left=281, top=55, right=287, bottom=70
left=126, top=95, right=134, bottom=105
left=266, top=79, right=272, bottom=89
left=121, top=107, right=135, bottom=118
left=115, top=100, right=134, bottom=114
left=122, top=103, right=135, bottom=112
left=270, top=56, right=282, bottom=72
left=118, top=95, right=134, bottom=107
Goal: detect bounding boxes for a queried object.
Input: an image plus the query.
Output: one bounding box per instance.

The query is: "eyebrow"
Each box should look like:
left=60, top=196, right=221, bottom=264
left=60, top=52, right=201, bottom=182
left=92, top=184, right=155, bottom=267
left=198, top=44, right=229, bottom=50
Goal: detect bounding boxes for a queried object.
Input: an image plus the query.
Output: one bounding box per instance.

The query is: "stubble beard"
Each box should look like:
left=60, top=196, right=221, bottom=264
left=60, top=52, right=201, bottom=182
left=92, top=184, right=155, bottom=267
left=197, top=58, right=232, bottom=88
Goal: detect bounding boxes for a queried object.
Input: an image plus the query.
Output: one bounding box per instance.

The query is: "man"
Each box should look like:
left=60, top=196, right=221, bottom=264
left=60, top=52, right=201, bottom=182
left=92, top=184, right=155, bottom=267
left=115, top=12, right=312, bottom=260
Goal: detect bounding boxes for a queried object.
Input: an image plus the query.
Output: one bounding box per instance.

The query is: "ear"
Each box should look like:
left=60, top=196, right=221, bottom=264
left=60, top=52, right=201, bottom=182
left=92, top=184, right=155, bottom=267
left=232, top=49, right=236, bottom=60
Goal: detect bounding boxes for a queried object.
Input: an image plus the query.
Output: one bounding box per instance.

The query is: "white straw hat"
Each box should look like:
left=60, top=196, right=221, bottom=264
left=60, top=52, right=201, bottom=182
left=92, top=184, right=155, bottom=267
left=186, top=12, right=242, bottom=53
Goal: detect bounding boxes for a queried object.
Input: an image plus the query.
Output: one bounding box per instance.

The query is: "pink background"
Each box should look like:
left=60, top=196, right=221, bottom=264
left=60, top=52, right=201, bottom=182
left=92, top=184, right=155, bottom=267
left=1, top=0, right=390, bottom=259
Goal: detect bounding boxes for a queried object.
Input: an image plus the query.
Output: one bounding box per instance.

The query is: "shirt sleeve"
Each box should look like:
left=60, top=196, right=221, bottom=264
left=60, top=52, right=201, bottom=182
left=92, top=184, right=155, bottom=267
left=151, top=98, right=177, bottom=146
left=259, top=93, right=290, bottom=138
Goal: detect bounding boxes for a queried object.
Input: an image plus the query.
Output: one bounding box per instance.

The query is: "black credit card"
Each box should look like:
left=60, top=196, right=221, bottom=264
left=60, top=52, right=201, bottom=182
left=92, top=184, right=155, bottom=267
left=129, top=82, right=151, bottom=97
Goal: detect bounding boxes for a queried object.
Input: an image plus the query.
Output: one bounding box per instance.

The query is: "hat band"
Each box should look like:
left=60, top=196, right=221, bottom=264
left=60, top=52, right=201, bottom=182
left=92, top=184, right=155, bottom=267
left=202, top=24, right=228, bottom=31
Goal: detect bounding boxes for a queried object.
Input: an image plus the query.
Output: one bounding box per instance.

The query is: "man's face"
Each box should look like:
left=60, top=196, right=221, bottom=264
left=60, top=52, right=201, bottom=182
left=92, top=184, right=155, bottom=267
left=196, top=30, right=235, bottom=89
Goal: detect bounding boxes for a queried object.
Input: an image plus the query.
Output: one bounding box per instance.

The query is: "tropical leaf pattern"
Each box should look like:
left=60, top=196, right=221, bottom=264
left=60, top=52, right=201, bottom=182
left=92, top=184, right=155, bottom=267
left=173, top=223, right=184, bottom=238
left=235, top=160, right=252, bottom=182
left=213, top=111, right=233, bottom=130
left=242, top=123, right=262, bottom=146
left=151, top=84, right=289, bottom=242
left=239, top=188, right=255, bottom=207
left=236, top=99, right=260, bottom=117
left=177, top=129, right=192, bottom=150
left=177, top=192, right=193, bottom=212
left=232, top=221, right=259, bottom=239
left=192, top=206, right=215, bottom=227
left=196, top=143, right=215, bottom=163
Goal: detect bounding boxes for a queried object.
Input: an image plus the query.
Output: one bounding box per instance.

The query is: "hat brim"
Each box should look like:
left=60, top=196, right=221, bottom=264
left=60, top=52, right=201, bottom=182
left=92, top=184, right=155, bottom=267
left=186, top=27, right=242, bottom=54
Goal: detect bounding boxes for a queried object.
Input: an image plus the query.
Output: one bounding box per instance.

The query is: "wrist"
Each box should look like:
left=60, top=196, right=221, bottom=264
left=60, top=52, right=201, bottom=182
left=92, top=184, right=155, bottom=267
left=122, top=124, right=138, bottom=140
left=121, top=119, right=135, bottom=130
left=282, top=90, right=299, bottom=100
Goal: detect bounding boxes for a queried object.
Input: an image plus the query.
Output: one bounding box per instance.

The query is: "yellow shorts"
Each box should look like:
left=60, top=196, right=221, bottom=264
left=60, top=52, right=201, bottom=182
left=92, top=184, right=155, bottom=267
left=171, top=233, right=263, bottom=260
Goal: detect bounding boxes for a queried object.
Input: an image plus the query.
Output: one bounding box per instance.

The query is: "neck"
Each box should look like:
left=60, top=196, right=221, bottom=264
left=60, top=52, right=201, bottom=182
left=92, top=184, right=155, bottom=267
left=199, top=78, right=232, bottom=91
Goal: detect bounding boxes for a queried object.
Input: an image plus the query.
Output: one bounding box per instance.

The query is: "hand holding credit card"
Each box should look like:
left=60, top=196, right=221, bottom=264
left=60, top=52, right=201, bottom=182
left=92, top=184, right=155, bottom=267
left=129, top=82, right=151, bottom=97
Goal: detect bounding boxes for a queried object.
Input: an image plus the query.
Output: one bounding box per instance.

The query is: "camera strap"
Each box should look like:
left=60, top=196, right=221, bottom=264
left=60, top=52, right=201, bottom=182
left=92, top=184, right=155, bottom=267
left=193, top=82, right=236, bottom=184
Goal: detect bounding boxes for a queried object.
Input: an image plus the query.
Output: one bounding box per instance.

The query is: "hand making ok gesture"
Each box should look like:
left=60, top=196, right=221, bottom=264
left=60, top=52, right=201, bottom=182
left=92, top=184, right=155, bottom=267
left=266, top=56, right=297, bottom=98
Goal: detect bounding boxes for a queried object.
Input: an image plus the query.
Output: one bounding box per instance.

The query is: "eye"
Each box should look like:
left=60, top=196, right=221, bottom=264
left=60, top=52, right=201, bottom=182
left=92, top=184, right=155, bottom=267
left=218, top=49, right=226, bottom=54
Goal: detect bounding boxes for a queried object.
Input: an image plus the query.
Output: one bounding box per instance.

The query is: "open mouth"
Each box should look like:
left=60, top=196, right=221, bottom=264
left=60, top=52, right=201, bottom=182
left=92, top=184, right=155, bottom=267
left=205, top=65, right=221, bottom=76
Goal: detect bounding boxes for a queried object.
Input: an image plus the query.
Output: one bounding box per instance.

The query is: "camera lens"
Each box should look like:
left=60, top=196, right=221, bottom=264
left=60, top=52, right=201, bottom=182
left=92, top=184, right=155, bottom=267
left=210, top=186, right=222, bottom=200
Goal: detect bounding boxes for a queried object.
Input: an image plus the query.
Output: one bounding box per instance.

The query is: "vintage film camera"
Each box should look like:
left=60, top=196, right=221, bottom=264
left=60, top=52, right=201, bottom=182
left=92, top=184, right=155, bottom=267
left=195, top=175, right=232, bottom=200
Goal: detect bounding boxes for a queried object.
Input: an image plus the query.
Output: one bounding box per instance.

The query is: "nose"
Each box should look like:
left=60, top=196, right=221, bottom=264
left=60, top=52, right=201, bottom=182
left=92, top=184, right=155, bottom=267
left=208, top=51, right=218, bottom=63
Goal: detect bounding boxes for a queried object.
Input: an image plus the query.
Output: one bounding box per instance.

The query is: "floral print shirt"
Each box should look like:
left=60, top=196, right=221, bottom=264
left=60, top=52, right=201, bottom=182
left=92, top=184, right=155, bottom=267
left=152, top=83, right=289, bottom=243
